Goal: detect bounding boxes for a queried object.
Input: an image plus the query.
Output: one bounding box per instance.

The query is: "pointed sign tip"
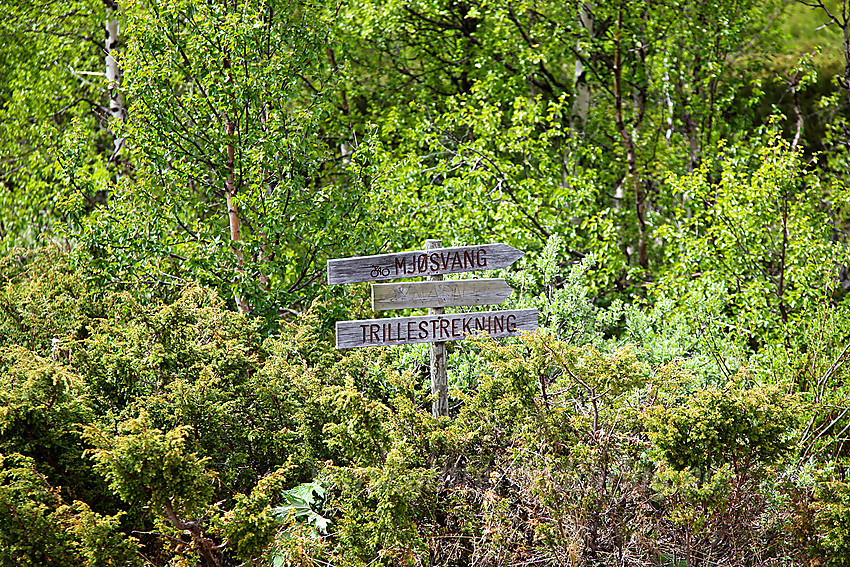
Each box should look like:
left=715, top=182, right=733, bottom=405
left=498, top=243, right=525, bottom=265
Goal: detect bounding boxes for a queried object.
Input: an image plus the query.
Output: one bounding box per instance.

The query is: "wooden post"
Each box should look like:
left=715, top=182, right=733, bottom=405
left=426, top=239, right=449, bottom=417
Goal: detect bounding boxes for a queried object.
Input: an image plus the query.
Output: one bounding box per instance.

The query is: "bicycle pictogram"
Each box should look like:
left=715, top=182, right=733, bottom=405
left=370, top=265, right=391, bottom=278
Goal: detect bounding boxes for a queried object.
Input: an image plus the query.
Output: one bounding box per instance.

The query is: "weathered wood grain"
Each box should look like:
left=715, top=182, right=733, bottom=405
left=371, top=279, right=513, bottom=311
left=426, top=239, right=449, bottom=418
left=335, top=308, right=538, bottom=349
left=327, top=243, right=524, bottom=284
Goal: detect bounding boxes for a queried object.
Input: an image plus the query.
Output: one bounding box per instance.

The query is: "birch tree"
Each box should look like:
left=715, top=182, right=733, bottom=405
left=334, top=0, right=783, bottom=282
left=0, top=0, right=107, bottom=250
left=78, top=0, right=370, bottom=316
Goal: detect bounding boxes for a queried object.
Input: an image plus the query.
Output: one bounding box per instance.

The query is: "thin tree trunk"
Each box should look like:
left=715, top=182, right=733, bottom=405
left=328, top=46, right=353, bottom=166
left=790, top=73, right=804, bottom=151
left=567, top=3, right=594, bottom=187
left=104, top=0, right=124, bottom=158
left=571, top=3, right=593, bottom=132
left=221, top=3, right=249, bottom=314
left=224, top=117, right=249, bottom=314
left=841, top=0, right=850, bottom=108
left=612, top=3, right=648, bottom=269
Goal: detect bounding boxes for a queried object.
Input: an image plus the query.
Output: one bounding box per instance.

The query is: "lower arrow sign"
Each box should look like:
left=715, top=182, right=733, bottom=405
left=335, top=308, right=538, bottom=349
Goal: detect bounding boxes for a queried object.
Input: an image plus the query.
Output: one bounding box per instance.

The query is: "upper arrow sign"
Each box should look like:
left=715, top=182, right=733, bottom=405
left=327, top=243, right=524, bottom=285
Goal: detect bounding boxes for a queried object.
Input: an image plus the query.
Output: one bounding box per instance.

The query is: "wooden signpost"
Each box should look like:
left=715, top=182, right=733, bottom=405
left=425, top=240, right=449, bottom=418
left=327, top=240, right=537, bottom=417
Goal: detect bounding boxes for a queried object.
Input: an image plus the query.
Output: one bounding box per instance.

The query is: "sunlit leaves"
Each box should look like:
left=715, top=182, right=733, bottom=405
left=660, top=133, right=847, bottom=339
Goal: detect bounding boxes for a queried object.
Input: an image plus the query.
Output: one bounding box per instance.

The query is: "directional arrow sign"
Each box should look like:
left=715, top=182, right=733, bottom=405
left=371, top=278, right=513, bottom=311
left=327, top=243, right=524, bottom=285
left=335, top=308, right=538, bottom=349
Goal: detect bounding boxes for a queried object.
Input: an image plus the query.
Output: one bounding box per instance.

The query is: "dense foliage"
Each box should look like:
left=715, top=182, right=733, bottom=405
left=1, top=0, right=849, bottom=565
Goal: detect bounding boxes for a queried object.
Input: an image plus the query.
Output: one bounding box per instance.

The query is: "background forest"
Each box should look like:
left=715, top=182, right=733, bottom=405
left=1, top=0, right=850, bottom=565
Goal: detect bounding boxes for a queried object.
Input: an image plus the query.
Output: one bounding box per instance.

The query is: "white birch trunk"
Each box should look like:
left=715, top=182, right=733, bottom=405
left=105, top=2, right=124, bottom=156
left=571, top=3, right=593, bottom=131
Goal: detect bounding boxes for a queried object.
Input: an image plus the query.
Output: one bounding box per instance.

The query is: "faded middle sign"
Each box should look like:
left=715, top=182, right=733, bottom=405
left=371, top=279, right=513, bottom=310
